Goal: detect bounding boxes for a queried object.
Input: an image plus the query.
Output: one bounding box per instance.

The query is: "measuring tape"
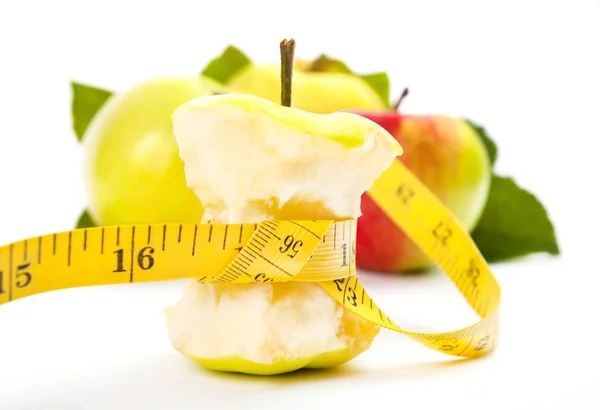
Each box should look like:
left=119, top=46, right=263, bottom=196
left=0, top=160, right=501, bottom=359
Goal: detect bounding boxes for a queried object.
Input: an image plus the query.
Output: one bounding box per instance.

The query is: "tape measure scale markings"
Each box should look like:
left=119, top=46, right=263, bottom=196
left=321, top=160, right=501, bottom=358
left=0, top=220, right=354, bottom=304
left=0, top=160, right=501, bottom=360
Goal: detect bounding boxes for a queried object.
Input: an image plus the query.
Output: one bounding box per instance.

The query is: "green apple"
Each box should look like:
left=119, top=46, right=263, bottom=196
left=225, top=63, right=387, bottom=114
left=81, top=76, right=227, bottom=226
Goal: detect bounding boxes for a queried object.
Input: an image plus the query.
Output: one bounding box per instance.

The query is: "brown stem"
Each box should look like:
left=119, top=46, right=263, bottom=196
left=392, top=87, right=410, bottom=111
left=280, top=38, right=296, bottom=107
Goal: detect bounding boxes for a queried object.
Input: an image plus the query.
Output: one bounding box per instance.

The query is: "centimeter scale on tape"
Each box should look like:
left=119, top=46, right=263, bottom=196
left=0, top=160, right=501, bottom=359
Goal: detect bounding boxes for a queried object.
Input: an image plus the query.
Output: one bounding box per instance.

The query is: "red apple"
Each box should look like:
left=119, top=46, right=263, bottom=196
left=353, top=98, right=492, bottom=272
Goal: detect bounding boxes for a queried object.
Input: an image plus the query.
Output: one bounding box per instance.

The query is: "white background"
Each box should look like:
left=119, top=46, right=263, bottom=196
left=0, top=0, right=599, bottom=409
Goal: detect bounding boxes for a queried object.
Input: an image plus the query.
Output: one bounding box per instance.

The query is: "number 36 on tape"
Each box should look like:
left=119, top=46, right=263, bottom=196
left=0, top=160, right=501, bottom=359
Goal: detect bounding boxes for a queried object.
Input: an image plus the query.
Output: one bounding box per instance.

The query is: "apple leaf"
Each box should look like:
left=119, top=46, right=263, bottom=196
left=75, top=209, right=97, bottom=229
left=464, top=119, right=559, bottom=262
left=309, top=54, right=353, bottom=73
left=360, top=73, right=391, bottom=107
left=71, top=82, right=113, bottom=142
left=470, top=175, right=560, bottom=262
left=201, top=45, right=252, bottom=84
left=466, top=119, right=498, bottom=166
left=307, top=54, right=390, bottom=108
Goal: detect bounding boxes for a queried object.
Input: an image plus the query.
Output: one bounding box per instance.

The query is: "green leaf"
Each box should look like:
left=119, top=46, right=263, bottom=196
left=309, top=54, right=353, bottom=73
left=471, top=175, right=560, bottom=262
left=359, top=72, right=391, bottom=108
left=305, top=54, right=391, bottom=108
left=75, top=209, right=97, bottom=229
left=465, top=118, right=498, bottom=166
left=71, top=82, right=113, bottom=142
left=201, top=45, right=252, bottom=84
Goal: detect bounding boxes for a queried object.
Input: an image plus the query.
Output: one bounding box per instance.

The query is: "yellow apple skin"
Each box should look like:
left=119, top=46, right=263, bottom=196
left=81, top=76, right=226, bottom=226
left=182, top=346, right=363, bottom=376
left=226, top=64, right=387, bottom=114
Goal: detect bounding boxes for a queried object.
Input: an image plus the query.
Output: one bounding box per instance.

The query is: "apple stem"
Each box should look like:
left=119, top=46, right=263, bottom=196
left=392, top=87, right=410, bottom=111
left=280, top=38, right=296, bottom=107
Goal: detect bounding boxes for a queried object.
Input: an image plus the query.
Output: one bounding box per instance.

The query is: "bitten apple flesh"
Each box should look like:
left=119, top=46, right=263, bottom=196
left=354, top=113, right=491, bottom=272
left=165, top=94, right=402, bottom=375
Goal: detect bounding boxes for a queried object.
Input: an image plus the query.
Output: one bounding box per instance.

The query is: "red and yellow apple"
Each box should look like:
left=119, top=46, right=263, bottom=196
left=354, top=111, right=492, bottom=272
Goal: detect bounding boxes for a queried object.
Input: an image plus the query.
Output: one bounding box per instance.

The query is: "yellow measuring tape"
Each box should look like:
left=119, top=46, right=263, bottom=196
left=0, top=160, right=501, bottom=359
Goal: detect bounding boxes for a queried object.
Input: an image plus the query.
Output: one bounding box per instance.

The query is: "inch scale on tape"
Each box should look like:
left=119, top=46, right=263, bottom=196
left=0, top=160, right=501, bottom=359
